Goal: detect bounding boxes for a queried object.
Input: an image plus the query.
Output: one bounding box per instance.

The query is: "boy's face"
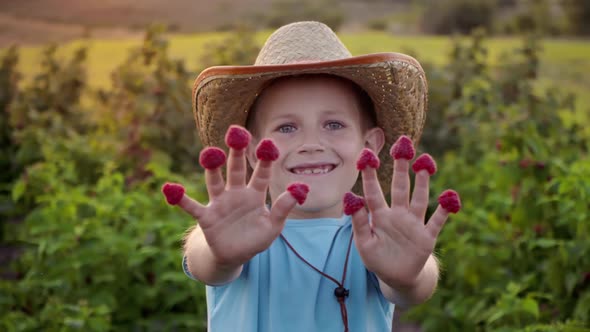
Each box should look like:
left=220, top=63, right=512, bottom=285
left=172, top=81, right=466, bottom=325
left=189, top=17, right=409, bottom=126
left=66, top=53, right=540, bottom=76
left=248, top=76, right=384, bottom=219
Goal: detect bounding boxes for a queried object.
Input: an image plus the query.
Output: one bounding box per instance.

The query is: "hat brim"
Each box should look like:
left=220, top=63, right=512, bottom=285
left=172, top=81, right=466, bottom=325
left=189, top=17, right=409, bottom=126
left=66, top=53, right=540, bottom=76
left=192, top=52, right=428, bottom=194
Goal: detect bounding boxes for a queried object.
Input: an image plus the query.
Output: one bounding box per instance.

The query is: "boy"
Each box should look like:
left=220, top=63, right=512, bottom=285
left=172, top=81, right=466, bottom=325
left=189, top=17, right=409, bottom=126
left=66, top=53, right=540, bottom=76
left=162, top=21, right=461, bottom=331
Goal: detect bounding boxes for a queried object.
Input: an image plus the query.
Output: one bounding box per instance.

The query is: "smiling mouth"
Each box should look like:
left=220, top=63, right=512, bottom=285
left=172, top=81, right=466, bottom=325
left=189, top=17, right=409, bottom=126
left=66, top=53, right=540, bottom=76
left=289, top=164, right=335, bottom=175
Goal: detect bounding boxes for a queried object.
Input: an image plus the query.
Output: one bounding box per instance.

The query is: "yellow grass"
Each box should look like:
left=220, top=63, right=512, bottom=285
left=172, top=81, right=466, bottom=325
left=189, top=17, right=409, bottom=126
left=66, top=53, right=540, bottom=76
left=6, top=31, right=590, bottom=113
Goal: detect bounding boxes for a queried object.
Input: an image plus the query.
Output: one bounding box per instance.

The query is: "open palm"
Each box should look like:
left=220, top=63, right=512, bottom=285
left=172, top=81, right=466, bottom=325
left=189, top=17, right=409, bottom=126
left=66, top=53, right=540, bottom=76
left=162, top=126, right=302, bottom=267
left=349, top=137, right=460, bottom=289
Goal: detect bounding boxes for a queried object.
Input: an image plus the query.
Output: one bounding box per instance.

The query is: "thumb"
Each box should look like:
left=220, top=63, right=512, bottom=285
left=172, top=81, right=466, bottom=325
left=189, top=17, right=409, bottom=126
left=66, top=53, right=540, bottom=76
left=269, top=182, right=309, bottom=226
left=162, top=182, right=205, bottom=221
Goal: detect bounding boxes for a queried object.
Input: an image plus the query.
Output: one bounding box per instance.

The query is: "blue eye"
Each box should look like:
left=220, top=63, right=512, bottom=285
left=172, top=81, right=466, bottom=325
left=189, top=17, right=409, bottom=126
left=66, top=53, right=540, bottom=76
left=325, top=121, right=344, bottom=130
left=278, top=124, right=296, bottom=133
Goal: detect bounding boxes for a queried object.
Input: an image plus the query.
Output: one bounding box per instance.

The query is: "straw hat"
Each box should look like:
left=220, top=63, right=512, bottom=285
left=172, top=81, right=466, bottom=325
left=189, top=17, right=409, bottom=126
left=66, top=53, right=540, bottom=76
left=192, top=21, right=428, bottom=194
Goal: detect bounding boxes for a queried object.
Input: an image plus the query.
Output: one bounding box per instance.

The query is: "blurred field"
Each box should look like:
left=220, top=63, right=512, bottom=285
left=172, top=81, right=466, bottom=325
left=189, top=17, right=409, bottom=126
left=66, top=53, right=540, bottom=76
left=3, top=4, right=590, bottom=329
left=0, top=0, right=406, bottom=46
left=9, top=31, right=590, bottom=114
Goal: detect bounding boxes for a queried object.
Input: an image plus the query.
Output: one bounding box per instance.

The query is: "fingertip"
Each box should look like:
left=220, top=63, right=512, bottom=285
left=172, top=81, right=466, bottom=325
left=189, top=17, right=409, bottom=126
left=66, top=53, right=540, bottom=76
left=438, top=189, right=461, bottom=213
left=412, top=153, right=437, bottom=175
left=343, top=192, right=365, bottom=215
left=286, top=182, right=310, bottom=205
left=162, top=182, right=185, bottom=205
left=390, top=135, right=415, bottom=160
left=357, top=148, right=380, bottom=170
left=225, top=125, right=251, bottom=150
left=199, top=147, right=227, bottom=169
left=256, top=139, right=279, bottom=161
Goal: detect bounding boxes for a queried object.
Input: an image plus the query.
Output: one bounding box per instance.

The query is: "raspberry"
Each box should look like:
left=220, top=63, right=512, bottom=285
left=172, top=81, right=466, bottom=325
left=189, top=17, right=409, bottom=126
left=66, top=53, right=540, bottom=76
left=287, top=182, right=309, bottom=205
left=199, top=147, right=226, bottom=170
left=438, top=190, right=461, bottom=214
left=256, top=139, right=279, bottom=161
left=412, top=153, right=437, bottom=175
left=357, top=148, right=380, bottom=170
left=343, top=192, right=365, bottom=215
left=533, top=224, right=545, bottom=236
left=225, top=125, right=251, bottom=150
left=161, top=182, right=185, bottom=205
left=495, top=140, right=502, bottom=151
left=390, top=135, right=415, bottom=160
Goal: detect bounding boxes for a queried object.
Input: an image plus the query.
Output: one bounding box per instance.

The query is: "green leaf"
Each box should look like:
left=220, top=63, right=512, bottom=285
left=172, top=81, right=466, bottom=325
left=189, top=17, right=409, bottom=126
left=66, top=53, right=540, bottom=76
left=487, top=308, right=507, bottom=324
left=521, top=297, right=539, bottom=319
left=11, top=178, right=26, bottom=201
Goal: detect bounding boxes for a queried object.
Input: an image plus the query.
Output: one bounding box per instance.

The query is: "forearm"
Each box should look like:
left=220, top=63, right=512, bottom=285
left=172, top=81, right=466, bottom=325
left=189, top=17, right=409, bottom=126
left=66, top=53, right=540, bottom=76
left=183, top=225, right=243, bottom=285
left=378, top=254, right=440, bottom=309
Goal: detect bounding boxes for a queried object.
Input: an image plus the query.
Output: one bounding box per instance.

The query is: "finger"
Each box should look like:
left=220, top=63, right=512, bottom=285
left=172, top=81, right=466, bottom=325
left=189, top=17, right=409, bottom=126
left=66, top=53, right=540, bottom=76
left=161, top=182, right=206, bottom=219
left=343, top=192, right=365, bottom=216
left=286, top=182, right=310, bottom=205
left=350, top=200, right=372, bottom=242
left=178, top=195, right=206, bottom=221
left=248, top=139, right=279, bottom=192
left=425, top=206, right=449, bottom=239
left=226, top=147, right=246, bottom=189
left=409, top=171, right=430, bottom=219
left=426, top=190, right=461, bottom=238
left=391, top=159, right=411, bottom=208
left=390, top=136, right=415, bottom=208
left=357, top=149, right=387, bottom=211
left=409, top=154, right=437, bottom=219
left=225, top=125, right=251, bottom=189
left=269, top=190, right=298, bottom=227
left=199, top=147, right=227, bottom=199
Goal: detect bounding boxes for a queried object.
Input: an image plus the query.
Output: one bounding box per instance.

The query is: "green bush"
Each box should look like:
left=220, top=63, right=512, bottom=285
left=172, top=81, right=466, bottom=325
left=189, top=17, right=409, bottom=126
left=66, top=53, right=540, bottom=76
left=367, top=18, right=389, bottom=31
left=494, top=0, right=567, bottom=36
left=563, top=0, right=590, bottom=35
left=2, top=139, right=208, bottom=331
left=0, top=46, right=20, bottom=242
left=198, top=27, right=261, bottom=69
left=1, top=26, right=589, bottom=331
left=421, top=0, right=496, bottom=35
left=95, top=25, right=200, bottom=177
left=408, top=31, right=590, bottom=331
left=252, top=0, right=345, bottom=31
left=1, top=27, right=209, bottom=331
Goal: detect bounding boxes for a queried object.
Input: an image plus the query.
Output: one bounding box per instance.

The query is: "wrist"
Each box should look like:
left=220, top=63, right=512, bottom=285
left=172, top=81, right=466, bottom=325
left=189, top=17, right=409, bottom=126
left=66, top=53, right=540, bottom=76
left=184, top=227, right=245, bottom=285
left=379, top=255, right=440, bottom=308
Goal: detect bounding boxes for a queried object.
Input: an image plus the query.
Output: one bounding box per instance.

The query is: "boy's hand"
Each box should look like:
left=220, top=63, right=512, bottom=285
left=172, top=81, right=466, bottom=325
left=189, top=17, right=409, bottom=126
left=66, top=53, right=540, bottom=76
left=348, top=136, right=461, bottom=294
left=162, top=126, right=308, bottom=268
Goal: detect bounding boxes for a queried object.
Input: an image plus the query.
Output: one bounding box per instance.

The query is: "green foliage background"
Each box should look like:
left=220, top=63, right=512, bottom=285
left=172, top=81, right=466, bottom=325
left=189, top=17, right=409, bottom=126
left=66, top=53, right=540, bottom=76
left=1, top=26, right=589, bottom=331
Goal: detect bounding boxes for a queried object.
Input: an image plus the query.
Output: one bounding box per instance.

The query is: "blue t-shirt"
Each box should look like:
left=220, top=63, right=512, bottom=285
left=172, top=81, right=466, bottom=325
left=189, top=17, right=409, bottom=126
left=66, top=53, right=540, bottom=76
left=183, top=215, right=395, bottom=331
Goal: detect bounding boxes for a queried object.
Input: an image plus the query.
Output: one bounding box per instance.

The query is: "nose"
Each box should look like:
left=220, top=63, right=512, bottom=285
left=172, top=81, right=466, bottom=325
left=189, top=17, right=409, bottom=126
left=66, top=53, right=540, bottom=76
left=298, top=143, right=325, bottom=154
left=297, top=131, right=325, bottom=154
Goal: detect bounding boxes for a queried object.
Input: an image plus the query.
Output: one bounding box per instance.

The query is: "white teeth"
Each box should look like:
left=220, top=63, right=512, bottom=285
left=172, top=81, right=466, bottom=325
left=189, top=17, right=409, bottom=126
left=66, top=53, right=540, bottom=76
left=293, top=166, right=332, bottom=175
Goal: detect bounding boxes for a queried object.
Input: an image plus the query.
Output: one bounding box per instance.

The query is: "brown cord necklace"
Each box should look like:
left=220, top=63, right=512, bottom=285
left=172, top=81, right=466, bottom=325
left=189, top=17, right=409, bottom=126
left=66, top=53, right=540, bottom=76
left=279, top=233, right=354, bottom=332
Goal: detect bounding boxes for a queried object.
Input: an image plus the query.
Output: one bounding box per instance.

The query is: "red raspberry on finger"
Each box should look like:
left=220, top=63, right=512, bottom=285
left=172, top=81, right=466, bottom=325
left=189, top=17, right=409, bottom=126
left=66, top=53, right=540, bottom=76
left=199, top=147, right=226, bottom=169
left=438, top=190, right=461, bottom=213
left=225, top=125, right=251, bottom=150
left=287, top=182, right=309, bottom=205
left=390, top=135, right=415, bottom=160
left=343, top=192, right=365, bottom=215
left=162, top=182, right=185, bottom=205
left=256, top=139, right=279, bottom=161
left=357, top=148, right=380, bottom=170
left=412, top=153, right=437, bottom=175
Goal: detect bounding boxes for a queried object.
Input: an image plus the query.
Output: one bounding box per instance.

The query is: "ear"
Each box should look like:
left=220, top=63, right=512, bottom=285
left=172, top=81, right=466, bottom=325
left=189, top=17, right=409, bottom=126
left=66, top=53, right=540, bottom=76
left=364, top=127, right=385, bottom=154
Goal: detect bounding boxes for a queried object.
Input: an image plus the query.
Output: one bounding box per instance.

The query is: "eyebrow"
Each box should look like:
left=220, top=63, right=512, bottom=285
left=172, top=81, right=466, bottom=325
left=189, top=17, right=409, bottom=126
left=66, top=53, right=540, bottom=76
left=320, top=109, right=346, bottom=116
left=266, top=108, right=350, bottom=123
left=267, top=113, right=298, bottom=122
